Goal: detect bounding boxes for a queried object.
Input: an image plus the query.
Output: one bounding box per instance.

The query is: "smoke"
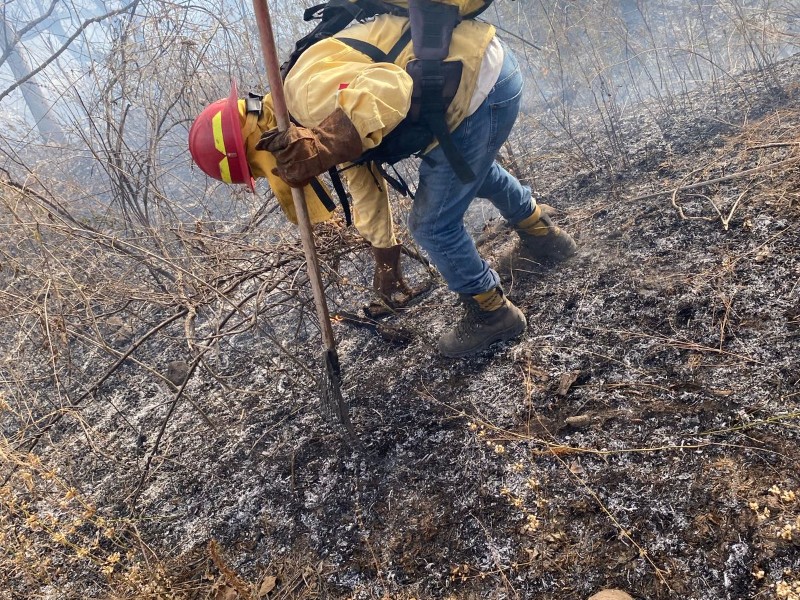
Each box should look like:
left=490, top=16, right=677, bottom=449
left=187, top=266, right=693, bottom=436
left=488, top=0, right=799, bottom=114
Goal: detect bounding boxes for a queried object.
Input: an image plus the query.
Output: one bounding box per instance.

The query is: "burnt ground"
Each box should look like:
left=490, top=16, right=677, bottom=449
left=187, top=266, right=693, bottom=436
left=2, top=56, right=799, bottom=600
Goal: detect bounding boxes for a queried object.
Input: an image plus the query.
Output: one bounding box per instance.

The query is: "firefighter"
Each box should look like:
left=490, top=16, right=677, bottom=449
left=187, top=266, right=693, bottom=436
left=189, top=84, right=417, bottom=310
left=191, top=1, right=577, bottom=357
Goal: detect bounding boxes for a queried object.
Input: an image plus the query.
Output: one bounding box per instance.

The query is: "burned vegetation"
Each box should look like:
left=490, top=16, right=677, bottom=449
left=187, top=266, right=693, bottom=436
left=2, top=40, right=800, bottom=600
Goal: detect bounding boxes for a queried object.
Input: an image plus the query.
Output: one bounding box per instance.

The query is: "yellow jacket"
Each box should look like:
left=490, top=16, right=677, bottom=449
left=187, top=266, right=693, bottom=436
left=247, top=3, right=497, bottom=246
left=284, top=15, right=496, bottom=147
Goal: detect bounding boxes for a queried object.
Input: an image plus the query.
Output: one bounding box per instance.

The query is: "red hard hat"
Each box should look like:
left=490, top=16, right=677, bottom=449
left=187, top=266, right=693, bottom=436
left=189, top=80, right=255, bottom=192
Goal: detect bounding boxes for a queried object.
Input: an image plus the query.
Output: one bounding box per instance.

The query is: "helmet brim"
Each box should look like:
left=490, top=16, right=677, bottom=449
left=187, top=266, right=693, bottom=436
left=226, top=80, right=256, bottom=192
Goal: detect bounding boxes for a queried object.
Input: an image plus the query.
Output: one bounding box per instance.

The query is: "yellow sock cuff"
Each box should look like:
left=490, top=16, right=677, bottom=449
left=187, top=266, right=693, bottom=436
left=473, top=288, right=505, bottom=311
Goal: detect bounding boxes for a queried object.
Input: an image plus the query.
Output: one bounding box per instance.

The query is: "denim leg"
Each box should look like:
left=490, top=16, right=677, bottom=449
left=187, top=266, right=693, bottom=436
left=408, top=46, right=532, bottom=295
left=476, top=162, right=534, bottom=225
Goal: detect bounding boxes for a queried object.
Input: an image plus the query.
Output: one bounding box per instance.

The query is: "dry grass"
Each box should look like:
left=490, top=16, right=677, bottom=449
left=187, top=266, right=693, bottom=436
left=1, top=2, right=799, bottom=599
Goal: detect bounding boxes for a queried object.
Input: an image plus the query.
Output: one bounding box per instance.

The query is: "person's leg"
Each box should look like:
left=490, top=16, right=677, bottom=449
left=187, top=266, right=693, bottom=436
left=476, top=161, right=533, bottom=224
left=409, top=46, right=527, bottom=295
left=472, top=105, right=576, bottom=261
left=408, top=46, right=529, bottom=356
left=345, top=163, right=395, bottom=249
left=478, top=160, right=577, bottom=261
left=345, top=163, right=427, bottom=309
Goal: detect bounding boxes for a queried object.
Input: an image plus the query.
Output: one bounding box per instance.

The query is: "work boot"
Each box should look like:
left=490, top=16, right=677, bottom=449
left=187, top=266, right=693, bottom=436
left=515, top=203, right=577, bottom=261
left=438, top=287, right=527, bottom=358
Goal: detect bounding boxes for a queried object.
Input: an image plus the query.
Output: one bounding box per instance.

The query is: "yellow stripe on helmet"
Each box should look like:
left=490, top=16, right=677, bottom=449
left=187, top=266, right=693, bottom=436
left=212, top=110, right=232, bottom=184
left=218, top=157, right=231, bottom=183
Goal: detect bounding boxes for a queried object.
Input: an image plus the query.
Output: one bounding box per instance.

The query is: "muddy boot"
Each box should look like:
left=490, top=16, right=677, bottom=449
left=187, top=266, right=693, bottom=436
left=515, top=203, right=577, bottom=261
left=438, top=287, right=526, bottom=358
left=366, top=244, right=430, bottom=317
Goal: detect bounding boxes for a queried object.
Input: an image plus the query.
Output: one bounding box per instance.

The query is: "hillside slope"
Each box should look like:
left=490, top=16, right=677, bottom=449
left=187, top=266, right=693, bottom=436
left=1, top=55, right=799, bottom=600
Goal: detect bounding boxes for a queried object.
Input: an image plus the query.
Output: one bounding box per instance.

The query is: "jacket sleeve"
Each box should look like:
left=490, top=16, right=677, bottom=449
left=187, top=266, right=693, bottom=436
left=284, top=38, right=414, bottom=151
left=242, top=94, right=335, bottom=225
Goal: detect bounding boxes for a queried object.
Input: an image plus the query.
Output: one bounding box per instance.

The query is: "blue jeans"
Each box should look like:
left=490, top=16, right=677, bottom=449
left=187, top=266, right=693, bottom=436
left=408, top=46, right=534, bottom=295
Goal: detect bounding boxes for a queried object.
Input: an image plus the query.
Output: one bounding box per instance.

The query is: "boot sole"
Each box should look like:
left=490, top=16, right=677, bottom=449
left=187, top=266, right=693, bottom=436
left=439, top=319, right=527, bottom=359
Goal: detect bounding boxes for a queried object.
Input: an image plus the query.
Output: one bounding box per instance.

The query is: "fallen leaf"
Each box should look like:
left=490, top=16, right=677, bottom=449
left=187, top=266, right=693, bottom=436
left=213, top=585, right=238, bottom=600
left=557, top=371, right=582, bottom=396
left=258, top=575, right=277, bottom=597
left=569, top=460, right=585, bottom=475
left=755, top=247, right=771, bottom=262
left=565, top=414, right=592, bottom=428
left=588, top=590, right=634, bottom=600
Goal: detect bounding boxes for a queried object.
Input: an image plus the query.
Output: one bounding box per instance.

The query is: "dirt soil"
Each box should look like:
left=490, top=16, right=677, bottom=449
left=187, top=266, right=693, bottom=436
left=3, top=57, right=800, bottom=600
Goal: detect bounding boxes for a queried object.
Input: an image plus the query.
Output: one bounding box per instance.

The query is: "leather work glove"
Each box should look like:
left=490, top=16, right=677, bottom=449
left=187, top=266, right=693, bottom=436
left=373, top=244, right=414, bottom=303
left=256, top=108, right=362, bottom=188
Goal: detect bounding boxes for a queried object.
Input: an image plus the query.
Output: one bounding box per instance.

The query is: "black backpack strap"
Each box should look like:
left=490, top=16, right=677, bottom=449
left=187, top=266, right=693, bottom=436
left=405, top=0, right=475, bottom=182
left=327, top=167, right=353, bottom=225
left=406, top=58, right=475, bottom=182
left=336, top=37, right=388, bottom=62
left=421, top=101, right=475, bottom=182
left=374, top=162, right=415, bottom=198
left=337, top=26, right=412, bottom=64
left=408, top=0, right=460, bottom=60
left=305, top=172, right=353, bottom=227
left=308, top=177, right=339, bottom=215
left=387, top=26, right=413, bottom=62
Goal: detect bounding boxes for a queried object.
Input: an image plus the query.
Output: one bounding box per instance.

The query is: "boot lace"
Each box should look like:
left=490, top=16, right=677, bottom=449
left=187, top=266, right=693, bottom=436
left=453, top=296, right=489, bottom=337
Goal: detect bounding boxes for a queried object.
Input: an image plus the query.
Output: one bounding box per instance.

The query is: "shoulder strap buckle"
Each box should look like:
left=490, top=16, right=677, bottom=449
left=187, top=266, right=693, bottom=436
left=245, top=93, right=262, bottom=115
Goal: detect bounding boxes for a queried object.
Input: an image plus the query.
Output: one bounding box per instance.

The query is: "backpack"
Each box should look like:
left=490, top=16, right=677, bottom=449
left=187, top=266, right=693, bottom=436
left=282, top=0, right=494, bottom=79
left=279, top=0, right=495, bottom=213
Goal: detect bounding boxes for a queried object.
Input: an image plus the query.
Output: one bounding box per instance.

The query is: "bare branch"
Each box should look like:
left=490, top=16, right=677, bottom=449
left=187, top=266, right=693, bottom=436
left=0, top=0, right=141, bottom=103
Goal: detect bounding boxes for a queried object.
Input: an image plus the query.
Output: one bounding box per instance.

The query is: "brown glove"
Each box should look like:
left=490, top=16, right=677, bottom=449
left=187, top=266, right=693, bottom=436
left=372, top=244, right=413, bottom=304
left=366, top=244, right=432, bottom=318
left=256, top=108, right=362, bottom=187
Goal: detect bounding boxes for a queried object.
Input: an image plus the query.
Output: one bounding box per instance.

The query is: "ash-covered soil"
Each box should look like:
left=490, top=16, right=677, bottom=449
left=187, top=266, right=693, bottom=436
left=3, top=57, right=799, bottom=600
